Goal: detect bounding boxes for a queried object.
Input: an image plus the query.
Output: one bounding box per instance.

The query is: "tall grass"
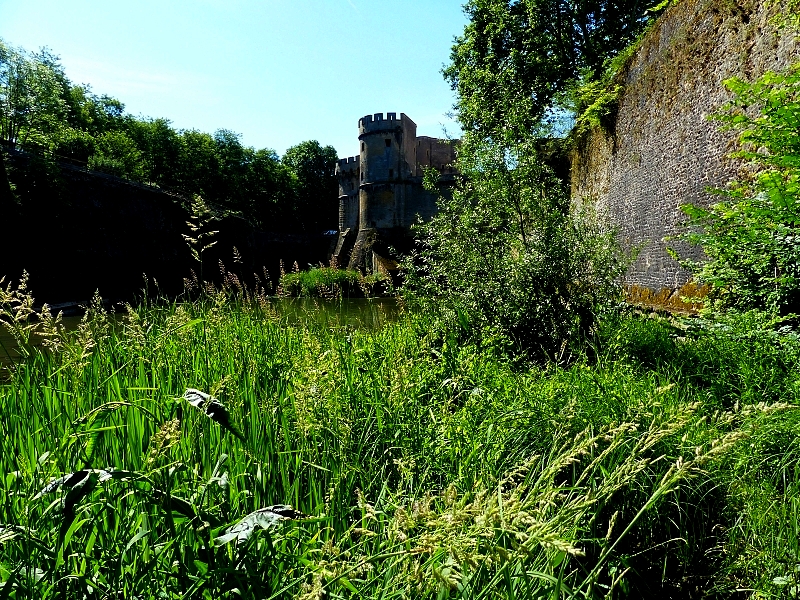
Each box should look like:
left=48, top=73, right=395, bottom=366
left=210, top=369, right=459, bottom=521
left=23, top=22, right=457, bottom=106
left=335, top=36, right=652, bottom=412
left=0, top=283, right=798, bottom=598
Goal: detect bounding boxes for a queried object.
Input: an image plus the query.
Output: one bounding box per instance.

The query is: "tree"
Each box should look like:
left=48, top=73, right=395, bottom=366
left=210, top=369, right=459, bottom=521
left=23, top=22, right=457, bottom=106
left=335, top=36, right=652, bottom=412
left=0, top=40, right=67, bottom=205
left=212, top=128, right=251, bottom=213
left=403, top=0, right=639, bottom=361
left=88, top=130, right=145, bottom=180
left=62, top=85, right=125, bottom=137
left=124, top=117, right=182, bottom=187
left=281, top=140, right=338, bottom=232
left=244, top=148, right=295, bottom=230
left=0, top=42, right=68, bottom=149
left=444, top=0, right=656, bottom=143
left=0, top=37, right=338, bottom=237
left=176, top=129, right=221, bottom=201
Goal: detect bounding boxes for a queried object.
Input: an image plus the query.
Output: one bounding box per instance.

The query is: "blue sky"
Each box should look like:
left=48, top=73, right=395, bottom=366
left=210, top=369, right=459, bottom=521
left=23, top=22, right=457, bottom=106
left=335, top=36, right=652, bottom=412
left=0, top=0, right=468, bottom=158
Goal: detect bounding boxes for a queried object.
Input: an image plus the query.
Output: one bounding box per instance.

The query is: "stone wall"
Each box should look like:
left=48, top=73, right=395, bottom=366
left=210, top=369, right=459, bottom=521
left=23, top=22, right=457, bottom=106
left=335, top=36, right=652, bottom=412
left=1, top=150, right=332, bottom=304
left=570, top=0, right=799, bottom=290
left=335, top=113, right=458, bottom=271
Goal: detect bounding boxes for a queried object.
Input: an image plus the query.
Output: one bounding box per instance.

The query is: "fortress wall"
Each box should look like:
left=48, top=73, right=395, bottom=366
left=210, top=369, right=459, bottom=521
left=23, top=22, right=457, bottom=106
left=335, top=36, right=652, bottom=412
left=3, top=151, right=332, bottom=303
left=415, top=136, right=457, bottom=175
left=415, top=137, right=436, bottom=174
left=400, top=114, right=418, bottom=178
left=339, top=193, right=359, bottom=231
left=571, top=0, right=799, bottom=290
left=337, top=156, right=360, bottom=195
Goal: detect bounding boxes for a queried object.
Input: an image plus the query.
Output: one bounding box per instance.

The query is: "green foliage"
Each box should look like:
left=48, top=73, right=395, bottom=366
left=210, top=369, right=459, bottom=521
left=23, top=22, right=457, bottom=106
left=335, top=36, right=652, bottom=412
left=0, top=282, right=798, bottom=597
left=571, top=81, right=623, bottom=134
left=405, top=135, right=627, bottom=362
left=0, top=42, right=69, bottom=148
left=677, top=64, right=800, bottom=314
left=279, top=267, right=388, bottom=298
left=282, top=140, right=339, bottom=232
left=0, top=37, right=339, bottom=233
left=770, top=0, right=800, bottom=30
left=444, top=0, right=655, bottom=143
left=87, top=130, right=145, bottom=180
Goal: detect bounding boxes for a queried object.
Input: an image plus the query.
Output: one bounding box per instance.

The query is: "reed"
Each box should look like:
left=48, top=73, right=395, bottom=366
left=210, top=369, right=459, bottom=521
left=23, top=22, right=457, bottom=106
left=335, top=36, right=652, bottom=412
left=0, top=284, right=797, bottom=598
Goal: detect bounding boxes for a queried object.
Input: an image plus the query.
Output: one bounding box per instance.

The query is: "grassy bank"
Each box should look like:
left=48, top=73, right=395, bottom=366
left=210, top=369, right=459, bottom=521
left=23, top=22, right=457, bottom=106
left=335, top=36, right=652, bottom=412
left=0, top=290, right=798, bottom=598
left=278, top=267, right=389, bottom=298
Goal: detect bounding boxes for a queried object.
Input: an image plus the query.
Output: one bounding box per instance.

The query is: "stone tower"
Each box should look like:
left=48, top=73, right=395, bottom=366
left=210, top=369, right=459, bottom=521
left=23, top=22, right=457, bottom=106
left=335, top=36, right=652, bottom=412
left=333, top=112, right=456, bottom=273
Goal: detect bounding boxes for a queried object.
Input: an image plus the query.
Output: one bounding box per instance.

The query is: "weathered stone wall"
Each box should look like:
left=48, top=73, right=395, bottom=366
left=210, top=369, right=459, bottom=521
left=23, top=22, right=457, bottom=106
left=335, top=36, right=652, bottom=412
left=335, top=112, right=458, bottom=271
left=571, top=0, right=799, bottom=290
left=2, top=150, right=332, bottom=303
left=415, top=136, right=457, bottom=176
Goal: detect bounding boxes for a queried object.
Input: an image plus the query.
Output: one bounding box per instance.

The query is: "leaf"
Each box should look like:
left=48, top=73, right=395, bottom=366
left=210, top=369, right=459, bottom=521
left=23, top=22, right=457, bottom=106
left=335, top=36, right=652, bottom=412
left=337, top=576, right=359, bottom=594
left=0, top=566, right=19, bottom=600
left=33, top=468, right=141, bottom=515
left=214, top=505, right=307, bottom=547
left=183, top=389, right=245, bottom=441
left=123, top=527, right=150, bottom=556
left=152, top=490, right=198, bottom=520
left=646, top=0, right=672, bottom=12
left=0, top=525, right=33, bottom=546
left=34, top=469, right=104, bottom=500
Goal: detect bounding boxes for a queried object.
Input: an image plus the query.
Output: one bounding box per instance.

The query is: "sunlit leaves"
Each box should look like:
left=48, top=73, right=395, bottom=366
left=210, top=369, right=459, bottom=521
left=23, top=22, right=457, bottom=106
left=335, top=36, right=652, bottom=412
left=445, top=0, right=654, bottom=142
left=406, top=135, right=627, bottom=362
left=679, top=63, right=800, bottom=313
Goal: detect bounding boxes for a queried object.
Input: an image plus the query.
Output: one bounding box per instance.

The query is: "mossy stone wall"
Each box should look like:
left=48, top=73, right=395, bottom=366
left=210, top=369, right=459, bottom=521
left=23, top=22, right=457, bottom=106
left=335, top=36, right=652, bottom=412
left=571, top=0, right=799, bottom=290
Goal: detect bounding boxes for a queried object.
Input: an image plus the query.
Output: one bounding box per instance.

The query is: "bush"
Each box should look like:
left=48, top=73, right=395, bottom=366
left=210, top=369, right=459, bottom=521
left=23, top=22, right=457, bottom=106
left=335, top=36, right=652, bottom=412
left=678, top=63, right=800, bottom=314
left=404, top=135, right=627, bottom=362
left=279, top=266, right=389, bottom=297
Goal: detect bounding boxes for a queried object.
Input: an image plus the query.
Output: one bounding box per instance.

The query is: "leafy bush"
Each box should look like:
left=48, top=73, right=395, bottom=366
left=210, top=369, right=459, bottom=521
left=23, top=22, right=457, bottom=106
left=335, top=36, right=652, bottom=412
left=678, top=63, right=800, bottom=314
left=405, top=135, right=627, bottom=362
left=87, top=130, right=145, bottom=180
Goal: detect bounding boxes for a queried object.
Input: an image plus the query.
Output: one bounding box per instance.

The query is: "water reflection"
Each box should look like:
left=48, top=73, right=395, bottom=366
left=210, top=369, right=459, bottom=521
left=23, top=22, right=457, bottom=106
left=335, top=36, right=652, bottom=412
left=270, top=297, right=401, bottom=330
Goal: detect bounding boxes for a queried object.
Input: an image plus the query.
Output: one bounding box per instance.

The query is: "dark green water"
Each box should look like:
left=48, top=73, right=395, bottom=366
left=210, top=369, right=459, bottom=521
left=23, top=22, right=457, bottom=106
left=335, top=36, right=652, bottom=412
left=268, top=297, right=401, bottom=329
left=0, top=297, right=401, bottom=369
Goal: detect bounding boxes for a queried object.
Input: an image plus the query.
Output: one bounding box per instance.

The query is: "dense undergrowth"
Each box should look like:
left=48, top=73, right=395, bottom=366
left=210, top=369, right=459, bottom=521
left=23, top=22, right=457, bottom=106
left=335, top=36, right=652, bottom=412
left=0, top=284, right=798, bottom=599
left=278, top=266, right=390, bottom=298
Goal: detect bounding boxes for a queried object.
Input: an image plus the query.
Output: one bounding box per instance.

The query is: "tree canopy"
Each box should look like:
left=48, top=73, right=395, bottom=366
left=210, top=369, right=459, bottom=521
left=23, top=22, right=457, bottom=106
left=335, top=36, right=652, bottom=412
left=0, top=38, right=338, bottom=233
left=444, top=0, right=657, bottom=142
left=404, top=0, right=650, bottom=359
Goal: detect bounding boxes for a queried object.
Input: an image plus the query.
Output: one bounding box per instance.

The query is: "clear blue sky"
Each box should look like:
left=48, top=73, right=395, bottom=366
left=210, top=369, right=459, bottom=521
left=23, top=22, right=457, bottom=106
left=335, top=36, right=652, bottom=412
left=0, top=0, right=468, bottom=158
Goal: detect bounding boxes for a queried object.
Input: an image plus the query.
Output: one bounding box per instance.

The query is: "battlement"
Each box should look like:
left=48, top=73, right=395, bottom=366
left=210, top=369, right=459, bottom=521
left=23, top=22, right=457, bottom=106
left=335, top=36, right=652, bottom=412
left=338, top=156, right=360, bottom=167
left=359, top=112, right=406, bottom=133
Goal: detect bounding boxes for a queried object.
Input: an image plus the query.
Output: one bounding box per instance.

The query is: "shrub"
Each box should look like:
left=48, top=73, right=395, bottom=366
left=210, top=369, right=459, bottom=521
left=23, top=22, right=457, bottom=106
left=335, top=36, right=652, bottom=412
left=279, top=266, right=388, bottom=298
left=677, top=63, right=800, bottom=314
left=404, top=135, right=627, bottom=362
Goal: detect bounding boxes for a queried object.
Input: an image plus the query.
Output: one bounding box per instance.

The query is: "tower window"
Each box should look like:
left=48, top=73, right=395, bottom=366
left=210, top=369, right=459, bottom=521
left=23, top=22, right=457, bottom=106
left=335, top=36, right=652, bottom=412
left=385, top=139, right=391, bottom=147
left=389, top=169, right=394, bottom=179
left=360, top=172, right=364, bottom=181
left=361, top=142, right=365, bottom=151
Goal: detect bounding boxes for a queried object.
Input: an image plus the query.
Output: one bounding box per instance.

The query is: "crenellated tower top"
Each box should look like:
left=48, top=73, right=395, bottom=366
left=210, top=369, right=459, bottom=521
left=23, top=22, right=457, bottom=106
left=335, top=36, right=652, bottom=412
left=358, top=112, right=415, bottom=135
